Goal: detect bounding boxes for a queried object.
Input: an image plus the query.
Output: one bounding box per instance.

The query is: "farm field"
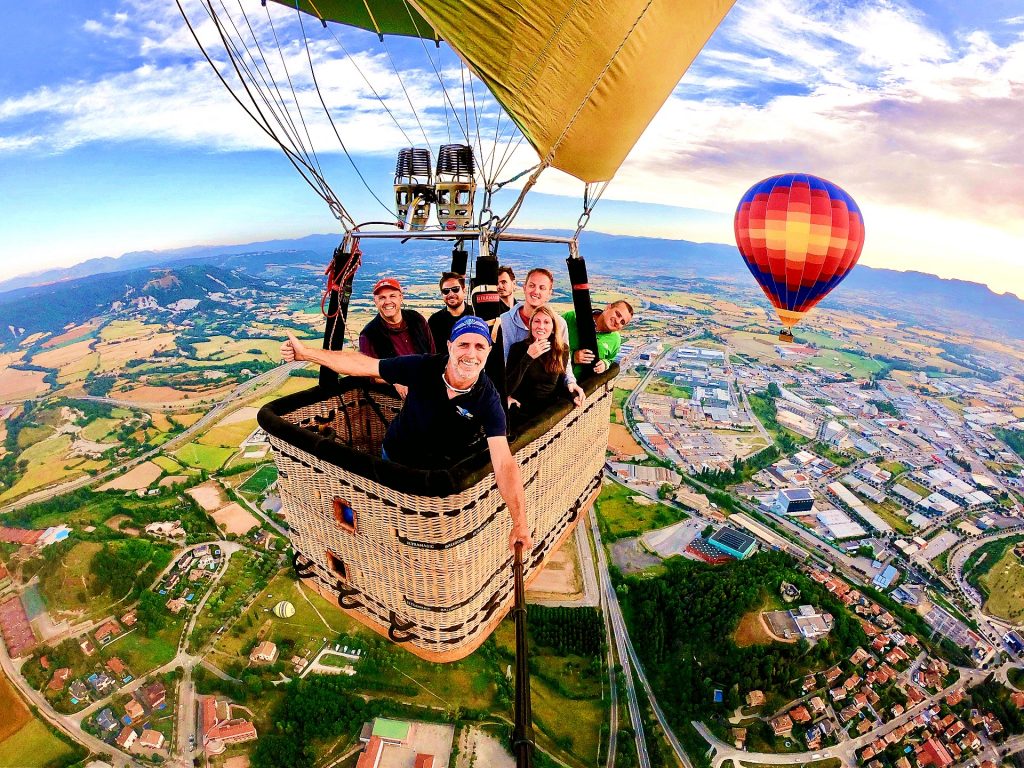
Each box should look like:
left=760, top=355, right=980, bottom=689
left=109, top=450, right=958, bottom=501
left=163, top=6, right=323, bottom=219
left=198, top=419, right=257, bottom=449
left=211, top=503, right=260, bottom=535
left=593, top=478, right=686, bottom=541
left=152, top=454, right=186, bottom=473
left=96, top=459, right=163, bottom=491
left=0, top=434, right=78, bottom=503
left=608, top=423, right=644, bottom=458
left=174, top=442, right=234, bottom=471
left=0, top=719, right=82, bottom=768
left=0, top=367, right=50, bottom=402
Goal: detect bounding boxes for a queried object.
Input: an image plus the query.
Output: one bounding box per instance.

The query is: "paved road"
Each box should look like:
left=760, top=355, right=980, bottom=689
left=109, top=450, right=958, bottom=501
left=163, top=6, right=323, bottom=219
left=589, top=506, right=649, bottom=768
left=0, top=362, right=300, bottom=514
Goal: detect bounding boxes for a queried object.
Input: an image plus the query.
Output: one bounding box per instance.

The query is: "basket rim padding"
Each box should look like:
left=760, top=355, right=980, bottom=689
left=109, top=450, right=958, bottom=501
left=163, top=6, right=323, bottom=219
left=257, top=362, right=619, bottom=498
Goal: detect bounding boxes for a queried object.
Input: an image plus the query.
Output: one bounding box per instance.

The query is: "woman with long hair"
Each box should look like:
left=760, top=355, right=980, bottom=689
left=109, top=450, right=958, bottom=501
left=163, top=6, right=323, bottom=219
left=505, top=305, right=582, bottom=430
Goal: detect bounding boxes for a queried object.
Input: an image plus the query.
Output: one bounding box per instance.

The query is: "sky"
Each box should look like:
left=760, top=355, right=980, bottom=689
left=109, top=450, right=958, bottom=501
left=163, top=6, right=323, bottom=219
left=1, top=0, right=1022, bottom=298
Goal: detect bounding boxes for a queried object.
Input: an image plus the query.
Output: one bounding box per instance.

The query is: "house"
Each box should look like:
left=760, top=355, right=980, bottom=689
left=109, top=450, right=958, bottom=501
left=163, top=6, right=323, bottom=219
left=790, top=705, right=811, bottom=724
left=746, top=690, right=765, bottom=707
left=105, top=657, right=129, bottom=678
left=47, top=668, right=71, bottom=691
left=95, top=708, right=119, bottom=733
left=79, top=637, right=95, bottom=656
left=732, top=728, right=747, bottom=748
left=917, top=737, right=953, bottom=768
left=165, top=597, right=187, bottom=614
left=199, top=695, right=259, bottom=754
left=137, top=729, right=165, bottom=750
left=809, top=696, right=827, bottom=716
left=1012, top=691, right=1024, bottom=709
left=249, top=640, right=278, bottom=664
left=770, top=715, right=793, bottom=736
left=116, top=726, right=138, bottom=749
left=140, top=681, right=166, bottom=711
left=802, top=674, right=817, bottom=693
left=824, top=665, right=842, bottom=684
left=120, top=609, right=138, bottom=627
left=850, top=647, right=871, bottom=665
left=87, top=672, right=117, bottom=696
left=125, top=698, right=145, bottom=722
left=857, top=719, right=873, bottom=735
left=94, top=620, right=122, bottom=645
left=68, top=679, right=89, bottom=701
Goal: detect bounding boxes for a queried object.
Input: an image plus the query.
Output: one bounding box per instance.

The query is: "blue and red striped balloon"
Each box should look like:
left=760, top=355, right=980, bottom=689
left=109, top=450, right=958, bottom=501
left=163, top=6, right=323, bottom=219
left=734, top=173, right=865, bottom=339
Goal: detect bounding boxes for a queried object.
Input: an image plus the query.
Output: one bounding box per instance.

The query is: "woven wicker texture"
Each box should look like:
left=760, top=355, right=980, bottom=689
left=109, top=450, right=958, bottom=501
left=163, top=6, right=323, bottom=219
left=267, top=378, right=613, bottom=661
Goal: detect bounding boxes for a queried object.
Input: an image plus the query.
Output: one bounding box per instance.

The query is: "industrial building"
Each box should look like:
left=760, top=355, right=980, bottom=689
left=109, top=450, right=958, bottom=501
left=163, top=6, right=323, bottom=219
left=707, top=527, right=757, bottom=560
left=775, top=488, right=814, bottom=515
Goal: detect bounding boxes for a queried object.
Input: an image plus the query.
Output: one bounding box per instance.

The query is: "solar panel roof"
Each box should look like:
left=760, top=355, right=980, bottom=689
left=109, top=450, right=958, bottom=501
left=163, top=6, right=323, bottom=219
left=784, top=488, right=813, bottom=500
left=709, top=526, right=756, bottom=552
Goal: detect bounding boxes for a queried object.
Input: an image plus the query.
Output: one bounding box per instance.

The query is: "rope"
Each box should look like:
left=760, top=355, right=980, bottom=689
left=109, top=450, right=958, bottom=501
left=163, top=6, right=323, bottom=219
left=512, top=542, right=534, bottom=768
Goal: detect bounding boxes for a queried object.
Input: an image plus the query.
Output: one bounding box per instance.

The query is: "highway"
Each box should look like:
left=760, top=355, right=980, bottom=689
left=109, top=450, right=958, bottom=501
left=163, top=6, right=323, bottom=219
left=588, top=506, right=650, bottom=768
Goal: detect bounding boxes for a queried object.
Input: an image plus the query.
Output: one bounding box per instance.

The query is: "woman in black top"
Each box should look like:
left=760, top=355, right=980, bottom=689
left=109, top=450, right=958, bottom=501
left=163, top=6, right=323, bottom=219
left=505, top=305, right=575, bottom=430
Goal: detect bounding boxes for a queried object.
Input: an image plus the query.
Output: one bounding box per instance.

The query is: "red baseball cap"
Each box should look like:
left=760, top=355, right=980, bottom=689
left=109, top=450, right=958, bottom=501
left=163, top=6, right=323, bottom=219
left=372, top=277, right=402, bottom=295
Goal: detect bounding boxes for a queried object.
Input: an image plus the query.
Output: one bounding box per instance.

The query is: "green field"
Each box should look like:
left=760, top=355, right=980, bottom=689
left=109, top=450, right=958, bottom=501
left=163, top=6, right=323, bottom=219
left=37, top=541, right=123, bottom=621
left=0, top=720, right=84, bottom=768
left=239, top=465, right=278, bottom=495
left=647, top=379, right=692, bottom=400
left=194, top=549, right=278, bottom=652
left=865, top=500, right=913, bottom=535
left=103, top=621, right=184, bottom=675
left=80, top=417, right=121, bottom=442
left=805, top=349, right=885, bottom=377
left=980, top=548, right=1024, bottom=622
left=173, top=442, right=234, bottom=471
left=152, top=454, right=186, bottom=474
left=593, top=478, right=686, bottom=541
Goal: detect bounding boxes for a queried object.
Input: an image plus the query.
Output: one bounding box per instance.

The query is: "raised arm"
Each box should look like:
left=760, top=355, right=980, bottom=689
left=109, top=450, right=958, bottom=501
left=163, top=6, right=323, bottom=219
left=281, top=332, right=381, bottom=379
left=487, top=436, right=532, bottom=552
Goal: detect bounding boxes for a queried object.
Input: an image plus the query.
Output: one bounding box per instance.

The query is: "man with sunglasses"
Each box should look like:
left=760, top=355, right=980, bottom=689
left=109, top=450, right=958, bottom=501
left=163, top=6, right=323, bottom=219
left=428, top=271, right=475, bottom=352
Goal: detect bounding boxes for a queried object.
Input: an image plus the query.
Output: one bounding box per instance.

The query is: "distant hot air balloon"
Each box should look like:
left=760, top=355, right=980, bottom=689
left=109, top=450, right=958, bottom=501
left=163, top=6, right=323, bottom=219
left=272, top=601, right=295, bottom=619
left=734, top=173, right=865, bottom=341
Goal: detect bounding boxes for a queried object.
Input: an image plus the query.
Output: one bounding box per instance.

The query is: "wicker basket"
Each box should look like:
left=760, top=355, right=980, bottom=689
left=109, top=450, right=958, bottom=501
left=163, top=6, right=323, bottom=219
left=257, top=366, right=616, bottom=662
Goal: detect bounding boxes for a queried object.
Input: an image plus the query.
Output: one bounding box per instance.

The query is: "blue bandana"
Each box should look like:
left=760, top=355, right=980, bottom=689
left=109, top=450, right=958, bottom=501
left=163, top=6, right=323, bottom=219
left=449, top=315, right=492, bottom=345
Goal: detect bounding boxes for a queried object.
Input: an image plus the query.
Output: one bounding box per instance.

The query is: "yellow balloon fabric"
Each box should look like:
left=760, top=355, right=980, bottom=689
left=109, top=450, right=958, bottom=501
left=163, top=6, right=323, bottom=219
left=271, top=0, right=734, bottom=183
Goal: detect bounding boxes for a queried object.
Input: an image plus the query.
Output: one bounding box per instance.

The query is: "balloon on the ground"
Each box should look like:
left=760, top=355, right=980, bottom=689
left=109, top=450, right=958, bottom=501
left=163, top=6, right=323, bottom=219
left=272, top=601, right=295, bottom=619
left=734, top=173, right=865, bottom=340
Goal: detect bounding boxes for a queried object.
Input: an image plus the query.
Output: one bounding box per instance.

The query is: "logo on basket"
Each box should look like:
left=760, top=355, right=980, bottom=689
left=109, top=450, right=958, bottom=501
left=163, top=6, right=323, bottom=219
left=455, top=406, right=474, bottom=421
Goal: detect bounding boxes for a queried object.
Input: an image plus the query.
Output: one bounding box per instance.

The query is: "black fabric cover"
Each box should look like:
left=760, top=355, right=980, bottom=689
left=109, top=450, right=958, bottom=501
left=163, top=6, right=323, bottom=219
left=257, top=363, right=619, bottom=498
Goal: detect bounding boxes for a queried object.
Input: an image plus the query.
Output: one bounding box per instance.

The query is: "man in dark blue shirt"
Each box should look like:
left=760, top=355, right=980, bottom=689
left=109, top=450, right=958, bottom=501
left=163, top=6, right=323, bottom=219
left=282, top=316, right=531, bottom=551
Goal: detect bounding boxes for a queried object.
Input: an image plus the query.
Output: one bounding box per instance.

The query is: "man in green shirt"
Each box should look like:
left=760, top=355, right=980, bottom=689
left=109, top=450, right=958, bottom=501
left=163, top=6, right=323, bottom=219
left=564, top=300, right=634, bottom=380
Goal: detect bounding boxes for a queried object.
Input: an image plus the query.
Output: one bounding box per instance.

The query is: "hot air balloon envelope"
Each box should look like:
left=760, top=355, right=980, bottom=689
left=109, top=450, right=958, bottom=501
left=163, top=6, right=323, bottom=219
left=734, top=173, right=865, bottom=340
left=273, top=601, right=296, bottom=619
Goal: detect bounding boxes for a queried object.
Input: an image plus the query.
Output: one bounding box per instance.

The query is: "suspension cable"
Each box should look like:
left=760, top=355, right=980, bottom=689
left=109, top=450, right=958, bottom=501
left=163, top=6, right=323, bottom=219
left=512, top=542, right=534, bottom=768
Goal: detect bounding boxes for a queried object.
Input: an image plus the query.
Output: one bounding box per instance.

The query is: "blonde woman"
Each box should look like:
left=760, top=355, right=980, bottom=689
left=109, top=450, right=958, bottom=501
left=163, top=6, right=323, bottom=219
left=506, top=305, right=583, bottom=429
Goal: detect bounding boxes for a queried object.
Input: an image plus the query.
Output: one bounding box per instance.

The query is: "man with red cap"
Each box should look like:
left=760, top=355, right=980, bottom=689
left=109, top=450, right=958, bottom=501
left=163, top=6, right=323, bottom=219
left=358, top=277, right=434, bottom=359
left=282, top=315, right=531, bottom=552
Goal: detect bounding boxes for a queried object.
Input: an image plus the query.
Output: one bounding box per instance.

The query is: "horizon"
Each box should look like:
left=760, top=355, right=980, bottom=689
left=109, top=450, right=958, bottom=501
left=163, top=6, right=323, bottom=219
left=2, top=1, right=1023, bottom=296
left=2, top=226, right=1022, bottom=304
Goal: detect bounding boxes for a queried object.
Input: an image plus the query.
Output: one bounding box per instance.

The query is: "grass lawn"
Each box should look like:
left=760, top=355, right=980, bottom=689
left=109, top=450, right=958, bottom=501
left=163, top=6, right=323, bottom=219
left=865, top=500, right=913, bottom=535
left=101, top=620, right=184, bottom=675
left=99, top=319, right=153, bottom=341
left=493, top=621, right=605, bottom=767
left=37, top=541, right=124, bottom=621
left=733, top=592, right=785, bottom=648
left=647, top=379, right=692, bottom=400
left=194, top=550, right=279, bottom=652
left=981, top=548, right=1024, bottom=622
left=895, top=479, right=931, bottom=498
left=80, top=417, right=121, bottom=442
left=0, top=719, right=84, bottom=768
left=1008, top=667, right=1024, bottom=690
left=594, top=478, right=686, bottom=541
left=879, top=460, right=908, bottom=477
left=239, top=465, right=278, bottom=495
left=805, top=350, right=884, bottom=377
left=173, top=442, right=235, bottom=472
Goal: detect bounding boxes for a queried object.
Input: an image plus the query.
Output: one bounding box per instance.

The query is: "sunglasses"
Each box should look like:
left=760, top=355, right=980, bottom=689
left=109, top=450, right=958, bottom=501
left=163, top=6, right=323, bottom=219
left=441, top=286, right=462, bottom=295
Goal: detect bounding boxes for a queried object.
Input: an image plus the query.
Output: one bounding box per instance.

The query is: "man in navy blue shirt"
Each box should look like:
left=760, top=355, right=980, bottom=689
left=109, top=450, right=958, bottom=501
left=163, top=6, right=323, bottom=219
left=282, top=316, right=531, bottom=551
